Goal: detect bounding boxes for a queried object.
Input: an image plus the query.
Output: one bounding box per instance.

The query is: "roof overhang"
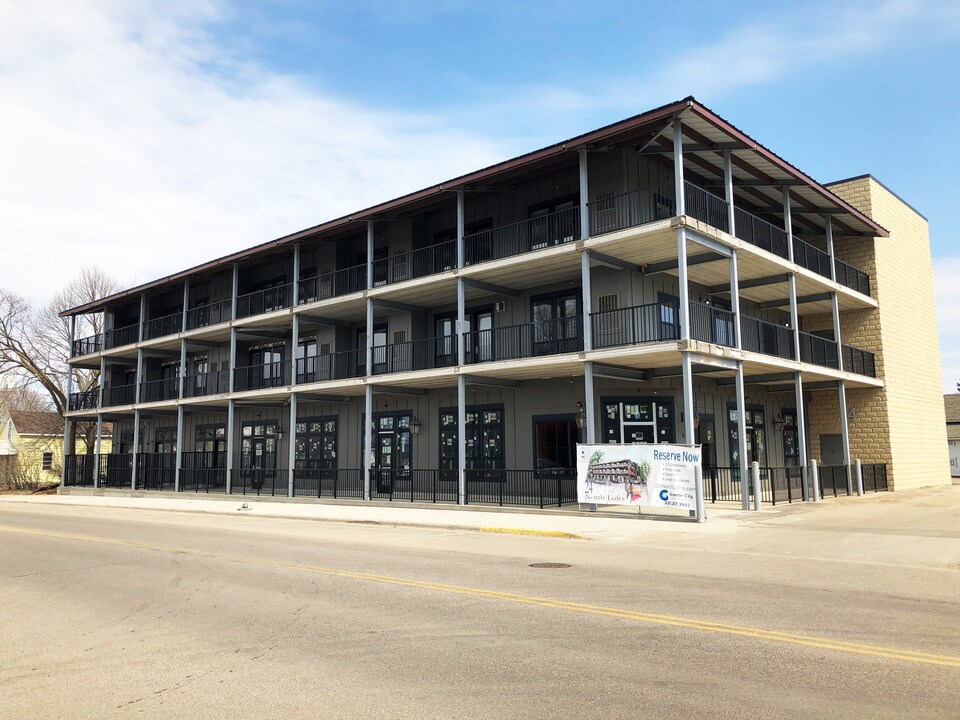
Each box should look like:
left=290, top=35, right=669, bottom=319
left=63, top=96, right=888, bottom=317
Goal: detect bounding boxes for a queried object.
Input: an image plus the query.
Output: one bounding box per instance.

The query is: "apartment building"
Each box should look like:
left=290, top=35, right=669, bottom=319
left=59, top=97, right=951, bottom=509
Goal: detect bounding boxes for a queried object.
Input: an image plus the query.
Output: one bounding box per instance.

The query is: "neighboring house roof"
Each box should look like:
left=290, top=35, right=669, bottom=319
left=944, top=395, right=960, bottom=440
left=4, top=411, right=113, bottom=437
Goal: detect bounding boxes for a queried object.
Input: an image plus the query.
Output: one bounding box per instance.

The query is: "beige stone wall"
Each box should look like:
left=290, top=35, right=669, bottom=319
left=825, top=177, right=950, bottom=489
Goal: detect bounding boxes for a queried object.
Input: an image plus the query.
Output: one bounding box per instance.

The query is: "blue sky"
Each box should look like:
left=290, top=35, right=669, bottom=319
left=1, top=0, right=958, bottom=388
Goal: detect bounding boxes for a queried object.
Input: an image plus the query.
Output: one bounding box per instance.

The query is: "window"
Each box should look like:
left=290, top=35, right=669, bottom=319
left=602, top=398, right=676, bottom=445
left=41, top=452, right=53, bottom=471
left=295, top=417, right=338, bottom=470
left=438, top=405, right=505, bottom=478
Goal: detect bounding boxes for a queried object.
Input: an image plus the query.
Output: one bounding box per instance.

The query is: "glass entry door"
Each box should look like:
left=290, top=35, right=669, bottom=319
left=370, top=412, right=412, bottom=493
left=534, top=417, right=578, bottom=471
left=531, top=294, right=580, bottom=355
left=241, top=422, right=279, bottom=489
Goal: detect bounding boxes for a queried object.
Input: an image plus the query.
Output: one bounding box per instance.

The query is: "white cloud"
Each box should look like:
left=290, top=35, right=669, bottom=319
left=0, top=0, right=505, bottom=303
left=933, top=258, right=960, bottom=393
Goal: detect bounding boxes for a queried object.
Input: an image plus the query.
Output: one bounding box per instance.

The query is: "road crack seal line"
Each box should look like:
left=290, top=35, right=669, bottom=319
left=3, top=524, right=959, bottom=669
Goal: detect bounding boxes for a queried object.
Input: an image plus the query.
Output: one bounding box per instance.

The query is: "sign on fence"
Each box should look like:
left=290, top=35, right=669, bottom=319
left=576, top=443, right=701, bottom=511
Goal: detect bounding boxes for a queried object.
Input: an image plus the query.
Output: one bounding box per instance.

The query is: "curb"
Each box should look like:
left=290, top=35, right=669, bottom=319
left=479, top=526, right=584, bottom=540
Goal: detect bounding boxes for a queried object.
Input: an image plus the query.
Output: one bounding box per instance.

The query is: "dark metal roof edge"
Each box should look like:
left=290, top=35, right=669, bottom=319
left=63, top=97, right=693, bottom=317
left=825, top=174, right=928, bottom=222
left=686, top=103, right=891, bottom=238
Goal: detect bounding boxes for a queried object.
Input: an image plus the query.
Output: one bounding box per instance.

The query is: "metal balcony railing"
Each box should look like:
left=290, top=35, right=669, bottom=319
left=104, top=383, right=136, bottom=407
left=799, top=331, right=840, bottom=369
left=295, top=349, right=363, bottom=384
left=590, top=302, right=679, bottom=348
left=236, top=282, right=293, bottom=319
left=183, top=370, right=231, bottom=397
left=683, top=182, right=730, bottom=233
left=464, top=317, right=583, bottom=364
left=370, top=337, right=458, bottom=375
left=139, top=377, right=179, bottom=403
left=733, top=207, right=790, bottom=259
left=464, top=206, right=581, bottom=266
left=234, top=361, right=289, bottom=391
left=842, top=345, right=876, bottom=378
left=834, top=258, right=871, bottom=296
left=71, top=334, right=102, bottom=357
left=298, top=264, right=367, bottom=303
left=68, top=387, right=100, bottom=411
left=791, top=236, right=832, bottom=278
left=739, top=316, right=795, bottom=360
left=104, top=324, right=139, bottom=349
left=372, top=240, right=457, bottom=286
left=186, top=299, right=232, bottom=330
left=144, top=312, right=182, bottom=340
left=688, top=301, right=736, bottom=347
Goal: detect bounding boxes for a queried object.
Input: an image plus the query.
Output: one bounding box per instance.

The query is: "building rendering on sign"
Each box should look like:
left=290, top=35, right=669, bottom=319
left=59, top=97, right=951, bottom=507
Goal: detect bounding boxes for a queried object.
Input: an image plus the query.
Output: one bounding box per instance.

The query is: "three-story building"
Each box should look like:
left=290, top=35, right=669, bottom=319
left=59, top=97, right=951, bottom=509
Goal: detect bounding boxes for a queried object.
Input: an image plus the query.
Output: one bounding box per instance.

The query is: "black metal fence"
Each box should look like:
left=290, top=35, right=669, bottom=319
left=372, top=240, right=457, bottom=285
left=689, top=301, right=736, bottom=347
left=134, top=453, right=177, bottom=491
left=104, top=324, right=139, bottom=349
left=860, top=463, right=888, bottom=492
left=818, top=464, right=851, bottom=497
left=464, top=469, right=577, bottom=508
left=842, top=345, right=876, bottom=378
left=296, top=349, right=363, bottom=384
left=792, top=236, right=832, bottom=277
left=63, top=454, right=96, bottom=487
left=140, top=377, right=179, bottom=403
left=369, top=469, right=458, bottom=502
left=105, top=383, right=136, bottom=407
left=235, top=361, right=289, bottom=391
left=144, top=312, right=182, bottom=340
left=231, top=468, right=289, bottom=496
left=799, top=331, right=840, bottom=369
left=183, top=369, right=231, bottom=397
left=180, top=452, right=227, bottom=492
left=465, top=317, right=583, bottom=364
left=293, top=468, right=364, bottom=498
left=69, top=388, right=100, bottom=412
left=371, top=337, right=458, bottom=375
left=590, top=302, right=679, bottom=348
left=835, top=259, right=871, bottom=296
left=704, top=466, right=804, bottom=505
left=740, top=315, right=795, bottom=360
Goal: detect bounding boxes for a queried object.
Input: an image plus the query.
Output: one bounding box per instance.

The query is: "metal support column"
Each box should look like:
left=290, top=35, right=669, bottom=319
left=583, top=361, right=596, bottom=444
left=677, top=227, right=691, bottom=340
left=456, top=188, right=465, bottom=269
left=723, top=150, right=736, bottom=236
left=794, top=371, right=809, bottom=496
left=673, top=118, right=685, bottom=215
left=61, top=316, right=76, bottom=488
left=682, top=352, right=705, bottom=521
left=735, top=361, right=749, bottom=510
left=457, top=373, right=467, bottom=505
left=825, top=216, right=836, bottom=282
left=291, top=314, right=300, bottom=386
left=363, top=384, right=372, bottom=501
left=178, top=339, right=187, bottom=399
left=292, top=242, right=300, bottom=306
left=579, top=148, right=590, bottom=240
left=138, top=293, right=146, bottom=343
left=174, top=405, right=184, bottom=493
left=457, top=278, right=466, bottom=365
left=838, top=379, right=852, bottom=495
left=182, top=280, right=190, bottom=333
left=581, top=251, right=592, bottom=351
left=730, top=249, right=742, bottom=350
left=228, top=328, right=237, bottom=393
left=135, top=349, right=144, bottom=404
left=288, top=392, right=297, bottom=498
left=226, top=399, right=235, bottom=494
left=131, top=409, right=140, bottom=490
left=367, top=220, right=374, bottom=289
left=231, top=263, right=239, bottom=321
left=94, top=414, right=103, bottom=489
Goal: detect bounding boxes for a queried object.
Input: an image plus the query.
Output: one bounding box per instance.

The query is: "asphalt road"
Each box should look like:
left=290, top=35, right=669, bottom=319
left=0, top=502, right=958, bottom=719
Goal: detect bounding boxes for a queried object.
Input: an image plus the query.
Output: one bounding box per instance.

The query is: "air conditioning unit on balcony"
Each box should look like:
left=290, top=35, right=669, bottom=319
left=495, top=301, right=507, bottom=313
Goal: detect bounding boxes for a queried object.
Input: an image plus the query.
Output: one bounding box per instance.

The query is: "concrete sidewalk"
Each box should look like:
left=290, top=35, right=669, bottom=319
left=0, top=489, right=749, bottom=541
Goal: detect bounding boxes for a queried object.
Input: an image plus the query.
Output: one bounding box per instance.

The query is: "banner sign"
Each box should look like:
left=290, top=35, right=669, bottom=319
left=576, top=443, right=701, bottom=510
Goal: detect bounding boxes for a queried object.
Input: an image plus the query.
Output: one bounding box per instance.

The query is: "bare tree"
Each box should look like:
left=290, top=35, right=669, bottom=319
left=0, top=267, right=120, bottom=450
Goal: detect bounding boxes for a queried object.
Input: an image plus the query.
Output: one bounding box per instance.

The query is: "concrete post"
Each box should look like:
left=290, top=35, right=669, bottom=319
left=751, top=461, right=761, bottom=512
left=810, top=458, right=820, bottom=502
left=855, top=458, right=864, bottom=496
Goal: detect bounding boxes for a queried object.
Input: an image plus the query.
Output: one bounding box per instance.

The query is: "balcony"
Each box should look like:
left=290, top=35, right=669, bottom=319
left=588, top=181, right=872, bottom=297
left=298, top=264, right=367, bottom=304
left=183, top=369, right=231, bottom=398
left=68, top=387, right=100, bottom=412
left=234, top=361, right=289, bottom=391
left=144, top=312, right=182, bottom=340
left=372, top=240, right=457, bottom=287
left=104, top=324, right=138, bottom=350
left=842, top=345, right=876, bottom=377
left=740, top=315, right=795, bottom=361
left=236, top=283, right=293, bottom=319
left=465, top=317, right=584, bottom=365
left=463, top=206, right=581, bottom=267
left=71, top=334, right=102, bottom=357
left=104, top=383, right=136, bottom=407
left=139, top=377, right=179, bottom=403
left=370, top=337, right=457, bottom=375
left=591, top=303, right=680, bottom=348
left=799, top=331, right=839, bottom=369
left=295, top=349, right=363, bottom=384
left=186, top=299, right=232, bottom=330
